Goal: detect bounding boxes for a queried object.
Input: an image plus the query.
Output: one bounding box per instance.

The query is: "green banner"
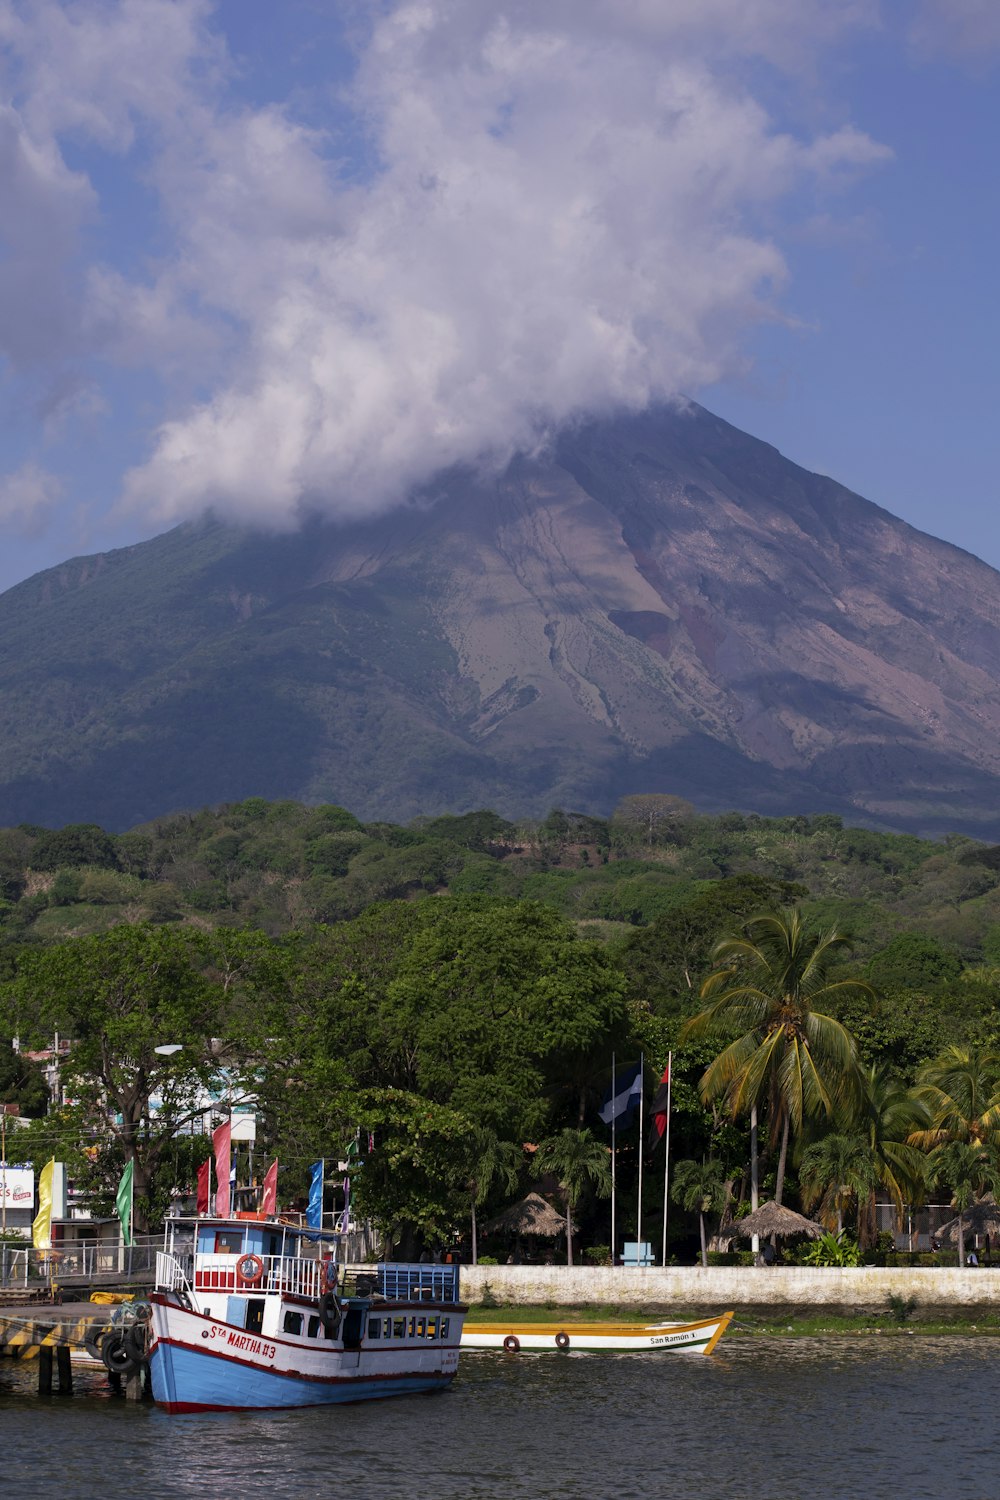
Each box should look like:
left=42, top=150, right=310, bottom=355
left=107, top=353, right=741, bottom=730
left=115, top=1159, right=134, bottom=1247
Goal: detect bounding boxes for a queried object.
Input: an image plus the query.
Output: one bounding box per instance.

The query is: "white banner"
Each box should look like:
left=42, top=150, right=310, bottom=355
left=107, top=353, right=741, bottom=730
left=0, top=1165, right=34, bottom=1208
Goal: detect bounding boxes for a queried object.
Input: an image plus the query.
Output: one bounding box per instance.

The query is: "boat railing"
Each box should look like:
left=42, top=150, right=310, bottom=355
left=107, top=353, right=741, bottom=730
left=191, top=1252, right=325, bottom=1299
left=155, top=1250, right=195, bottom=1297
left=341, top=1262, right=460, bottom=1303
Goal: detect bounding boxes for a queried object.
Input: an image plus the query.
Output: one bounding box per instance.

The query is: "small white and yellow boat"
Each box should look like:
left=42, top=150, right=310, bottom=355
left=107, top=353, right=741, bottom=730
left=461, top=1311, right=732, bottom=1356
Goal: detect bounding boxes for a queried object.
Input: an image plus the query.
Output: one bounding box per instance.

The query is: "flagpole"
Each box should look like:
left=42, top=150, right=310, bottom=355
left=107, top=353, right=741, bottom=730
left=661, top=1051, right=672, bottom=1267
left=610, top=1054, right=616, bottom=1264
left=637, top=1052, right=644, bottom=1261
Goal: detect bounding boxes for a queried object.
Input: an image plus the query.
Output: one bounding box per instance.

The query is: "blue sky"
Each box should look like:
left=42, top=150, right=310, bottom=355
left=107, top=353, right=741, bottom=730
left=0, top=0, right=997, bottom=592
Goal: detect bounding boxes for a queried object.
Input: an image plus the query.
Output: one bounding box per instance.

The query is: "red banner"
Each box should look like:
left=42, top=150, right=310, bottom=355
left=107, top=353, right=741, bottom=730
left=213, top=1119, right=232, bottom=1217
left=196, top=1158, right=211, bottom=1216
left=260, top=1158, right=278, bottom=1217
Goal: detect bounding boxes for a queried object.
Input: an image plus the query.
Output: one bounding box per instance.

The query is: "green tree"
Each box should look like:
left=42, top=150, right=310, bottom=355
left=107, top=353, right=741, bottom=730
left=927, top=1141, right=1000, bottom=1267
left=867, top=933, right=964, bottom=991
left=534, top=1128, right=612, bottom=1266
left=0, top=1040, right=48, bottom=1117
left=682, top=909, right=869, bottom=1208
left=463, top=1127, right=523, bottom=1264
left=383, top=898, right=627, bottom=1139
left=909, top=1045, right=1000, bottom=1152
left=671, top=1158, right=729, bottom=1267
left=7, top=925, right=261, bottom=1229
left=853, top=1064, right=928, bottom=1243
left=799, top=1134, right=880, bottom=1237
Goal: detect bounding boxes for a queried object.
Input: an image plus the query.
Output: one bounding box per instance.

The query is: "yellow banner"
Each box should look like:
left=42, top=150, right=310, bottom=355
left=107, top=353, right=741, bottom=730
left=32, top=1158, right=55, bottom=1250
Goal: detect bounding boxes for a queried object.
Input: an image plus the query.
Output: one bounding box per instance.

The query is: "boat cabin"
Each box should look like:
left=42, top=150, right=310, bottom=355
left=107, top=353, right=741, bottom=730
left=155, top=1216, right=462, bottom=1355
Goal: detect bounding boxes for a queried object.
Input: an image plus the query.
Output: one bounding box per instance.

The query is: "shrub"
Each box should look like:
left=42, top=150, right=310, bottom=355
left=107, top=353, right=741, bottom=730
left=583, top=1246, right=612, bottom=1266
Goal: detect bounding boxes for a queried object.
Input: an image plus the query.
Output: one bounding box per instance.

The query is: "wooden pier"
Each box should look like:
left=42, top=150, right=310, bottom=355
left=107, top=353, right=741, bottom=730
left=0, top=1301, right=146, bottom=1398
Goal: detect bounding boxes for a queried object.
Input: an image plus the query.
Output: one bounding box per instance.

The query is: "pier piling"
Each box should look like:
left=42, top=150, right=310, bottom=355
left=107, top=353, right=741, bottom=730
left=56, top=1344, right=73, bottom=1394
left=37, top=1345, right=53, bottom=1396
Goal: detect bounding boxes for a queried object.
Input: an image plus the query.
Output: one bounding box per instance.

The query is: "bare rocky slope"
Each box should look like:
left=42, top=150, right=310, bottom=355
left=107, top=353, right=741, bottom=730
left=2, top=401, right=999, bottom=834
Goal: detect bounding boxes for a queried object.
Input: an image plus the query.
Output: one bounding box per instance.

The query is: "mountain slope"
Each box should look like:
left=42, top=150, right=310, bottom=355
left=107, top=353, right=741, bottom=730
left=2, top=401, right=999, bottom=834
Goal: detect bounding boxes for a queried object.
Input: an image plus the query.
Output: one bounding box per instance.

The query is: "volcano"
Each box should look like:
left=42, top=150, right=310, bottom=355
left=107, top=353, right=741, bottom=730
left=2, top=401, right=999, bottom=835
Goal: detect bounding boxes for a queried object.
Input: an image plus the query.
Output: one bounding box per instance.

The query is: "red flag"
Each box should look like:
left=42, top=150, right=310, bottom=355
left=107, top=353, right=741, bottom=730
left=648, top=1061, right=670, bottom=1150
left=260, top=1158, right=279, bottom=1217
left=213, top=1119, right=232, bottom=1217
left=196, top=1159, right=211, bottom=1216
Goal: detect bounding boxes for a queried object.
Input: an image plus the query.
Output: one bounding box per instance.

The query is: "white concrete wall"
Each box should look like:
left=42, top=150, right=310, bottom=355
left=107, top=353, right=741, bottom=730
left=459, top=1264, right=1000, bottom=1313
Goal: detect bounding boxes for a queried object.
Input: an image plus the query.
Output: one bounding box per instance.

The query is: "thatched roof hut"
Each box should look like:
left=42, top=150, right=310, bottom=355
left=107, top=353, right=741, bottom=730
left=484, top=1192, right=575, bottom=1239
left=935, top=1197, right=1000, bottom=1245
left=719, top=1201, right=825, bottom=1243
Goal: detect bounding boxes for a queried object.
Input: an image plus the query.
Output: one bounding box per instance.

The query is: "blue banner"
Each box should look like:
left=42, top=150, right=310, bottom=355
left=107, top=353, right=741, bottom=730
left=306, top=1160, right=324, bottom=1229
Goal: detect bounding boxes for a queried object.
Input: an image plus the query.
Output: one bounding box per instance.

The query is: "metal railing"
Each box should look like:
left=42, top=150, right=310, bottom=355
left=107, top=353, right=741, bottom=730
left=189, top=1253, right=325, bottom=1299
left=358, top=1263, right=460, bottom=1303
left=0, top=1237, right=160, bottom=1290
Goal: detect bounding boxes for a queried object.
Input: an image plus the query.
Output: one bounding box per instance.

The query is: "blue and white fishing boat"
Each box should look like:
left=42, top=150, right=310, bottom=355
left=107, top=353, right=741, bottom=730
left=148, top=1216, right=465, bottom=1412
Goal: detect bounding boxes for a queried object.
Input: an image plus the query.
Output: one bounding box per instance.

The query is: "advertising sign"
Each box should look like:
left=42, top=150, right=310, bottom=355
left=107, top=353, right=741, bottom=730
left=0, top=1165, right=34, bottom=1208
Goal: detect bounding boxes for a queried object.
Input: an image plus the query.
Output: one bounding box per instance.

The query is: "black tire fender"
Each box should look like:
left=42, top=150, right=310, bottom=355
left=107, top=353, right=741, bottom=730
left=101, top=1333, right=139, bottom=1375
left=319, top=1290, right=342, bottom=1337
left=124, top=1323, right=149, bottom=1364
left=84, top=1331, right=106, bottom=1363
left=555, top=1331, right=570, bottom=1351
left=502, top=1334, right=520, bottom=1353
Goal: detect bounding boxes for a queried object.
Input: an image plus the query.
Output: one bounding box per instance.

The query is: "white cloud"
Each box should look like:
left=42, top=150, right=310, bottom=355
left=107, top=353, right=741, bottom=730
left=0, top=461, right=62, bottom=536
left=0, top=0, right=891, bottom=533
left=121, top=1, right=889, bottom=529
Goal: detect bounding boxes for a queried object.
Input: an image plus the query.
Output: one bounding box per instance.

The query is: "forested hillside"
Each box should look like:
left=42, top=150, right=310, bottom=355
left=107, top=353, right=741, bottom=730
left=3, top=794, right=1000, bottom=1259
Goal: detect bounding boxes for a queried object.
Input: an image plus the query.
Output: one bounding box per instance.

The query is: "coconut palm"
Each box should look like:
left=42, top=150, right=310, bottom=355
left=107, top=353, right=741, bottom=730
left=464, top=1128, right=523, bottom=1265
left=534, top=1128, right=611, bottom=1266
left=671, top=1158, right=730, bottom=1268
left=681, top=909, right=869, bottom=1208
left=851, top=1064, right=927, bottom=1242
left=927, top=1141, right=1000, bottom=1267
left=799, top=1134, right=880, bottom=1237
left=909, top=1045, right=1000, bottom=1152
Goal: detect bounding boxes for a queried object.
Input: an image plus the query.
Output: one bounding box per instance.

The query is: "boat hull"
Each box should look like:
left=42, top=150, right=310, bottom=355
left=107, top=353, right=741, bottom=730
left=148, top=1296, right=460, bottom=1413
left=461, top=1312, right=733, bottom=1355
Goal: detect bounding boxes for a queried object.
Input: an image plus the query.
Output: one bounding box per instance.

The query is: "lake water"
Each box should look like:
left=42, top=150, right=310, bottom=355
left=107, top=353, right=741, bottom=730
left=0, top=1339, right=994, bottom=1500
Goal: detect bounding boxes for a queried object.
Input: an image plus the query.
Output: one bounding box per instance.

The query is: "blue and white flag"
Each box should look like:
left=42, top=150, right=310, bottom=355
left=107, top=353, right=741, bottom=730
left=598, top=1062, right=643, bottom=1127
left=306, top=1160, right=324, bottom=1229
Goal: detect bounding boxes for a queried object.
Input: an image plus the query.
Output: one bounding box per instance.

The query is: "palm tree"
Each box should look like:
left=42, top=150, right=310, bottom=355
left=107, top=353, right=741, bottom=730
left=854, top=1064, right=927, bottom=1245
left=671, top=1159, right=729, bottom=1268
left=535, top=1128, right=612, bottom=1266
left=909, top=1045, right=1000, bottom=1152
left=799, top=1133, right=880, bottom=1237
left=681, top=909, right=869, bottom=1207
left=927, top=1141, right=1000, bottom=1267
left=464, top=1128, right=523, bottom=1265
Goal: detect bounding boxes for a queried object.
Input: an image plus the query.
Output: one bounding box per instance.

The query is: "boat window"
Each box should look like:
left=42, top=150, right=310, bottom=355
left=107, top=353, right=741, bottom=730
left=214, top=1231, right=243, bottom=1255
left=417, top=1317, right=426, bottom=1337
left=368, top=1318, right=381, bottom=1339
left=392, top=1318, right=405, bottom=1339
left=441, top=1318, right=450, bottom=1339
left=307, top=1316, right=321, bottom=1339
left=407, top=1316, right=416, bottom=1338
left=426, top=1317, right=438, bottom=1338
left=246, top=1300, right=266, bottom=1335
left=283, top=1311, right=303, bottom=1335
